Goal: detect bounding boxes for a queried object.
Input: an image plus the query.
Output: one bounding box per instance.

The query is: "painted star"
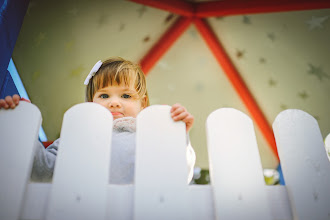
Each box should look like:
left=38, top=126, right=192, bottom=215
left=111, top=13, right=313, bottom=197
left=119, top=23, right=125, bottom=32
left=143, top=36, right=150, bottom=43
left=242, top=16, right=251, bottom=24
left=259, top=57, right=266, bottom=64
left=236, top=49, right=245, bottom=59
left=164, top=14, right=175, bottom=24
left=306, top=16, right=329, bottom=30
left=267, top=33, right=276, bottom=42
left=137, top=6, right=147, bottom=18
left=298, top=91, right=309, bottom=100
left=70, top=65, right=84, bottom=77
left=35, top=32, right=46, bottom=46
left=280, top=104, right=288, bottom=110
left=268, top=78, right=277, bottom=87
left=307, top=64, right=329, bottom=81
left=65, top=41, right=74, bottom=51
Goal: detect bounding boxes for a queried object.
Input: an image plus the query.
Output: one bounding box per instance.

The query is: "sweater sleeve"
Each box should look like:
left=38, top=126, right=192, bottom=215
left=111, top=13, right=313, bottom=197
left=186, top=134, right=196, bottom=184
left=30, top=138, right=60, bottom=182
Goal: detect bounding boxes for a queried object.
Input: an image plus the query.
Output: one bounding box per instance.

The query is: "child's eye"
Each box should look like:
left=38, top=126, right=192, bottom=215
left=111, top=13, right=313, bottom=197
left=122, top=94, right=131, bottom=99
left=100, top=94, right=109, bottom=99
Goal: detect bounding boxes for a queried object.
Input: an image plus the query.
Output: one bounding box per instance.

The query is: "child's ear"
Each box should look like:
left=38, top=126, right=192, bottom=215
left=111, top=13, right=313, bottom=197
left=141, top=96, right=148, bottom=109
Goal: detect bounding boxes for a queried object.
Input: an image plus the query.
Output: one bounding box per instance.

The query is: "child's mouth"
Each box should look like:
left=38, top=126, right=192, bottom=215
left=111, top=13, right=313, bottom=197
left=111, top=112, right=122, bottom=116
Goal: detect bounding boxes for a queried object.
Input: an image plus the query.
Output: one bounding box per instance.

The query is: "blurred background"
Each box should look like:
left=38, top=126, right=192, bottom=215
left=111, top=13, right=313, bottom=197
left=2, top=0, right=330, bottom=184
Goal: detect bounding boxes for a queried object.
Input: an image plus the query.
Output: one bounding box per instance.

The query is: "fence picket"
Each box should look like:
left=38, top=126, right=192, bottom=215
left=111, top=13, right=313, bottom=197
left=45, top=103, right=113, bottom=220
left=325, top=133, right=330, bottom=160
left=134, top=105, right=190, bottom=220
left=0, top=102, right=41, bottom=220
left=206, top=108, right=272, bottom=220
left=273, top=109, right=330, bottom=220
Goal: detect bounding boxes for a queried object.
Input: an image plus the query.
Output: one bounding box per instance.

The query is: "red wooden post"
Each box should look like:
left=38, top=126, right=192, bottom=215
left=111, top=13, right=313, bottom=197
left=194, top=18, right=279, bottom=161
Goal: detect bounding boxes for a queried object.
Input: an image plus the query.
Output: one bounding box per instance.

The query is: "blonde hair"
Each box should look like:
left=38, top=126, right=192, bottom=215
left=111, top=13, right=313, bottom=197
left=85, top=57, right=149, bottom=106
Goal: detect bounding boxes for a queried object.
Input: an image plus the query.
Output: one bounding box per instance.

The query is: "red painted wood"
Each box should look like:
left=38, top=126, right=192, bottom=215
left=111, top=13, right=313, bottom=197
left=194, top=18, right=279, bottom=161
left=195, top=0, right=330, bottom=17
left=140, top=17, right=192, bottom=74
left=129, top=0, right=194, bottom=17
left=42, top=141, right=54, bottom=148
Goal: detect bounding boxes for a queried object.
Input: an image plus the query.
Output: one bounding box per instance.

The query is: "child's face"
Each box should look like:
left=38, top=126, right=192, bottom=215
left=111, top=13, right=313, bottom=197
left=93, top=84, right=146, bottom=120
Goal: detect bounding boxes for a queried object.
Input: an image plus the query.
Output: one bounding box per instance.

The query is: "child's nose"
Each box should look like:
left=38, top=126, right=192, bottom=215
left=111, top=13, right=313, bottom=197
left=109, top=98, right=121, bottom=108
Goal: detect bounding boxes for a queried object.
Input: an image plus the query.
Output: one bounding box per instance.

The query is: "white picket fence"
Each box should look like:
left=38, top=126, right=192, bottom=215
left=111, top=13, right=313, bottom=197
left=1, top=101, right=330, bottom=220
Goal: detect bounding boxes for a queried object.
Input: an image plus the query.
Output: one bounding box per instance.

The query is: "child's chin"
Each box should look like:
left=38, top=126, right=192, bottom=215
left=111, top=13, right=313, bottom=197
left=113, top=115, right=123, bottom=120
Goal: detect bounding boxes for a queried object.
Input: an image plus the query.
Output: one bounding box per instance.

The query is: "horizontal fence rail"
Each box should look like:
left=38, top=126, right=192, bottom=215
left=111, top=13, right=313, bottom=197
left=0, top=102, right=329, bottom=220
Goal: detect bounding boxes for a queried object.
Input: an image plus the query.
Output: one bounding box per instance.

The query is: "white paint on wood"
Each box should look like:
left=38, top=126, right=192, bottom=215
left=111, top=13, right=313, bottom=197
left=20, top=183, right=298, bottom=220
left=107, top=185, right=133, bottom=220
left=273, top=109, right=330, bottom=220
left=45, top=103, right=113, bottom=220
left=206, top=108, right=272, bottom=220
left=0, top=102, right=41, bottom=220
left=325, top=133, right=330, bottom=160
left=21, top=183, right=51, bottom=220
left=134, top=105, right=190, bottom=220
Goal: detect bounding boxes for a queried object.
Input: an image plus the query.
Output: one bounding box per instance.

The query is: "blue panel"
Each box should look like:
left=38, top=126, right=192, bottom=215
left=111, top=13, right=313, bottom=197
left=277, top=163, right=285, bottom=185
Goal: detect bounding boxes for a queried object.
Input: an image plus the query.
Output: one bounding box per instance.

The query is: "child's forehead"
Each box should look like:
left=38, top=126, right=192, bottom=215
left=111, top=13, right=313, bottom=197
left=97, top=83, right=137, bottom=92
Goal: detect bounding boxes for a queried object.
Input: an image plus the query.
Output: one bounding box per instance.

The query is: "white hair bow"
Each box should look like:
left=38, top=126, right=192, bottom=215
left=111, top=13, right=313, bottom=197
left=84, top=60, right=102, bottom=85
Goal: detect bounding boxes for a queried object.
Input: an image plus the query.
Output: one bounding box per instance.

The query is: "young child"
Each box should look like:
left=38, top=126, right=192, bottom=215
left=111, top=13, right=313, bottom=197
left=0, top=57, right=196, bottom=183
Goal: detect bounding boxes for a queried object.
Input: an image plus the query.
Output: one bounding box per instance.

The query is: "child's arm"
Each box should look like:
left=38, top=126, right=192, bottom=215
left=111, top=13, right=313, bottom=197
left=0, top=94, right=20, bottom=109
left=170, top=103, right=194, bottom=132
left=170, top=103, right=196, bottom=183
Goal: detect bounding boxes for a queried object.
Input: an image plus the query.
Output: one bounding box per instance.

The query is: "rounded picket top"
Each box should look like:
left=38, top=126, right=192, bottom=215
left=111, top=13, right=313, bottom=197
left=273, top=109, right=319, bottom=129
left=0, top=100, right=41, bottom=124
left=137, top=104, right=171, bottom=120
left=63, top=102, right=113, bottom=121
left=207, top=107, right=252, bottom=126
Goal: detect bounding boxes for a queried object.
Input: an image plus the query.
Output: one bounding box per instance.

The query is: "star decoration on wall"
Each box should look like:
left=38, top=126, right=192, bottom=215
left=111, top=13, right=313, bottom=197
left=65, top=41, right=74, bottom=52
left=164, top=14, right=175, bottom=24
left=268, top=78, right=277, bottom=87
left=259, top=57, right=266, bottom=64
left=267, top=32, right=276, bottom=42
left=242, top=16, right=251, bottom=24
left=32, top=71, right=41, bottom=81
left=298, top=91, right=309, bottom=100
left=70, top=65, right=84, bottom=77
left=34, top=32, right=46, bottom=46
left=119, top=23, right=126, bottom=31
left=307, top=64, right=329, bottom=81
left=236, top=49, right=245, bottom=59
left=98, top=14, right=109, bottom=26
left=137, top=6, right=147, bottom=18
left=143, top=36, right=150, bottom=42
left=280, top=104, right=288, bottom=110
left=306, top=15, right=329, bottom=30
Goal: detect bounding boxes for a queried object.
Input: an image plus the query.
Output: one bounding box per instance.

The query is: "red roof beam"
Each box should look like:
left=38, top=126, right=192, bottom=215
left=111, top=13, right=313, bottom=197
left=195, top=0, right=330, bottom=17
left=140, top=16, right=192, bottom=74
left=129, top=0, right=194, bottom=17
left=194, top=18, right=279, bottom=161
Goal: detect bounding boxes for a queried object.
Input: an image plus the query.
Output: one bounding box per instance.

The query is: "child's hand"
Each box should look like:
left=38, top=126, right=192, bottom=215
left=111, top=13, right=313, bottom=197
left=0, top=95, right=20, bottom=109
left=170, top=103, right=194, bottom=132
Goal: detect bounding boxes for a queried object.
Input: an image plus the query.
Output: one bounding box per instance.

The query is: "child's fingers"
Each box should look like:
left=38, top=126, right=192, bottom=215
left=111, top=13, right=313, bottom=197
left=0, top=99, right=9, bottom=109
left=170, top=103, right=182, bottom=113
left=12, top=94, right=20, bottom=105
left=172, top=111, right=189, bottom=121
left=5, top=96, right=15, bottom=109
